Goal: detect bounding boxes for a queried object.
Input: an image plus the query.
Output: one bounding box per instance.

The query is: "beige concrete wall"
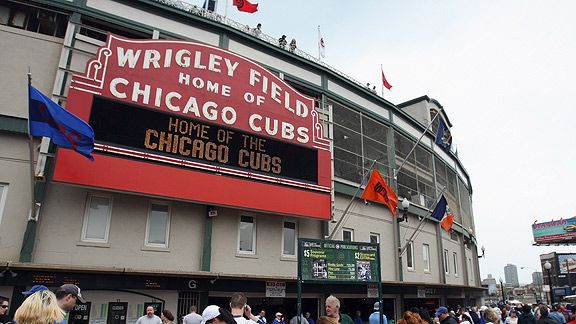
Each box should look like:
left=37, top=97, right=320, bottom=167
left=0, top=26, right=62, bottom=118
left=210, top=207, right=323, bottom=277
left=330, top=195, right=397, bottom=282
left=399, top=220, right=441, bottom=283
left=0, top=134, right=39, bottom=262
left=441, top=233, right=465, bottom=286
left=86, top=0, right=219, bottom=45
left=34, top=184, right=204, bottom=271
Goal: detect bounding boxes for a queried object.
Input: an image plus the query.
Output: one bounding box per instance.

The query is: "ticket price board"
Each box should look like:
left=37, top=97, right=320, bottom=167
left=298, top=239, right=380, bottom=283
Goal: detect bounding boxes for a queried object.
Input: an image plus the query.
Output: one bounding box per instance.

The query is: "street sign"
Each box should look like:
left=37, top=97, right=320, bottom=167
left=542, top=284, right=550, bottom=292
left=299, top=238, right=380, bottom=283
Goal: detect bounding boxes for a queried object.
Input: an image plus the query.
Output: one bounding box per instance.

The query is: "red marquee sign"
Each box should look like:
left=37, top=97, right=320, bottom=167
left=53, top=34, right=332, bottom=219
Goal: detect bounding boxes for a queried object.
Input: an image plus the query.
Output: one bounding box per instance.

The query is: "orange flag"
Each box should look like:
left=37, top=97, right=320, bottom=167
left=440, top=212, right=454, bottom=232
left=361, top=169, right=398, bottom=216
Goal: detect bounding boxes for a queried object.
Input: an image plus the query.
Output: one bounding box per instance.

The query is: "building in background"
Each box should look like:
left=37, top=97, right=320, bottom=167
left=505, top=264, right=520, bottom=287
left=0, top=0, right=482, bottom=322
left=482, top=274, right=498, bottom=296
left=540, top=252, right=576, bottom=301
left=533, top=272, right=543, bottom=286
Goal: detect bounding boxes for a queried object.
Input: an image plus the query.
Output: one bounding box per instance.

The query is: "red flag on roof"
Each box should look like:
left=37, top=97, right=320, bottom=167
left=233, top=0, right=258, bottom=13
left=382, top=68, right=392, bottom=90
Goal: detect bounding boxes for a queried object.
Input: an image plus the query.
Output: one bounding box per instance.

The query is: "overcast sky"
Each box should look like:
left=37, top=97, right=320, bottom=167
left=187, top=0, right=576, bottom=284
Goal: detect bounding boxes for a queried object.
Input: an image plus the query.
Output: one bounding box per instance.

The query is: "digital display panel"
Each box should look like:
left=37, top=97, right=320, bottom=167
left=299, top=239, right=380, bottom=283
left=89, top=96, right=318, bottom=183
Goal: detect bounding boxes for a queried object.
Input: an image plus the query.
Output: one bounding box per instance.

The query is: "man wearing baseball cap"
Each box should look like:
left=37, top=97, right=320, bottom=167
left=435, top=307, right=457, bottom=324
left=55, top=284, right=86, bottom=312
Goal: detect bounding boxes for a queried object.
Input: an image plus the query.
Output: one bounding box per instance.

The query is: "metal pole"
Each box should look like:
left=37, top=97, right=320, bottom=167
left=27, top=70, right=37, bottom=222
left=398, top=187, right=447, bottom=257
left=547, top=269, right=554, bottom=304
left=500, top=279, right=505, bottom=302
left=327, top=159, right=377, bottom=240
left=394, top=107, right=443, bottom=179
left=567, top=259, right=572, bottom=293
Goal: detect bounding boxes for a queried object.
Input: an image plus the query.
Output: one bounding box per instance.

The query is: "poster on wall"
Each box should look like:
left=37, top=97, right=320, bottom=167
left=53, top=34, right=332, bottom=219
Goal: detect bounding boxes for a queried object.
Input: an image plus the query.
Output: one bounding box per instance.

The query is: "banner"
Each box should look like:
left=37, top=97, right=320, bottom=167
left=532, top=217, right=576, bottom=244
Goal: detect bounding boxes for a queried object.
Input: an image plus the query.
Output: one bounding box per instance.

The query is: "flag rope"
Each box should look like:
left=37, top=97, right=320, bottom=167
left=327, top=159, right=377, bottom=240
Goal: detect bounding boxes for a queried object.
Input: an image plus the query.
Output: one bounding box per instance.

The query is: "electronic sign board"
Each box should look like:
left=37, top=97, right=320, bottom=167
left=53, top=34, right=331, bottom=219
left=298, top=238, right=380, bottom=283
left=532, top=217, right=576, bottom=244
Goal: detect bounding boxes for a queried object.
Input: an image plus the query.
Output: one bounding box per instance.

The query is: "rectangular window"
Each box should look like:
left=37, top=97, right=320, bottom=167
left=423, top=244, right=430, bottom=272
left=238, top=216, right=256, bottom=253
left=282, top=221, right=297, bottom=256
left=444, top=249, right=450, bottom=274
left=343, top=228, right=354, bottom=242
left=369, top=233, right=380, bottom=244
left=0, top=184, right=8, bottom=225
left=407, top=242, right=414, bottom=270
left=453, top=252, right=458, bottom=276
left=81, top=195, right=112, bottom=243
left=145, top=203, right=170, bottom=248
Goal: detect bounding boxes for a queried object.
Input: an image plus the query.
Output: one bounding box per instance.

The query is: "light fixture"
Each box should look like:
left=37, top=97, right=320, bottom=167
left=544, top=261, right=552, bottom=270
left=478, top=246, right=485, bottom=258
left=0, top=268, right=18, bottom=278
left=397, top=197, right=410, bottom=222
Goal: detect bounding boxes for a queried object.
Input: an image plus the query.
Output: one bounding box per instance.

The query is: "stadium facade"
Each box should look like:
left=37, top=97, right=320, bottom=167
left=0, top=0, right=483, bottom=322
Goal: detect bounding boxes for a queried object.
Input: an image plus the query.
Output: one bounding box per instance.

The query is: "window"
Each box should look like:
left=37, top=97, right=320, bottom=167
left=369, top=233, right=380, bottom=244
left=145, top=203, right=170, bottom=248
left=406, top=242, right=414, bottom=270
left=444, top=249, right=450, bottom=274
left=81, top=195, right=112, bottom=243
left=0, top=184, right=8, bottom=225
left=343, top=228, right=354, bottom=242
left=238, top=216, right=256, bottom=253
left=423, top=244, right=430, bottom=272
left=0, top=2, right=68, bottom=37
left=450, top=232, right=459, bottom=242
left=453, top=252, right=458, bottom=276
left=331, top=101, right=392, bottom=185
left=282, top=221, right=297, bottom=256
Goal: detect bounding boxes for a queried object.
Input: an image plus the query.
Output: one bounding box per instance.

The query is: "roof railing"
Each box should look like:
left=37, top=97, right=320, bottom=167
left=152, top=0, right=370, bottom=90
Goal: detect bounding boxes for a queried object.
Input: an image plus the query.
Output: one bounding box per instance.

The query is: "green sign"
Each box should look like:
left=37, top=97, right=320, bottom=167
left=298, top=238, right=380, bottom=283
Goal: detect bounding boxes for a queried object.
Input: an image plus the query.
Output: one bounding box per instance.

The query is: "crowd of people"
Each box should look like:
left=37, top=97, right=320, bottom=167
left=5, top=286, right=576, bottom=324
left=391, top=302, right=576, bottom=324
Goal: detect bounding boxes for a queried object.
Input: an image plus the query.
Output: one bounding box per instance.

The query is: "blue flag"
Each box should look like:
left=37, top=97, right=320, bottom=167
left=29, top=85, right=95, bottom=160
left=430, top=195, right=447, bottom=221
left=435, top=119, right=452, bottom=151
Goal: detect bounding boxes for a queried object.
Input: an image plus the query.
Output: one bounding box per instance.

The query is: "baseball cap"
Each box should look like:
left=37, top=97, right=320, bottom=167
left=276, top=312, right=283, bottom=317
left=374, top=302, right=380, bottom=310
left=435, top=306, right=448, bottom=318
left=22, top=285, right=48, bottom=295
left=201, top=305, right=221, bottom=324
left=480, top=306, right=488, bottom=312
left=57, top=284, right=86, bottom=303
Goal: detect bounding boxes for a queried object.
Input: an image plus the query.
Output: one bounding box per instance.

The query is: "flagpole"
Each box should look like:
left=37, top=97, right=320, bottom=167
left=317, top=25, right=321, bottom=60
left=394, top=107, right=444, bottom=180
left=327, top=159, right=377, bottom=240
left=398, top=186, right=447, bottom=257
left=381, top=64, right=384, bottom=97
left=27, top=69, right=37, bottom=221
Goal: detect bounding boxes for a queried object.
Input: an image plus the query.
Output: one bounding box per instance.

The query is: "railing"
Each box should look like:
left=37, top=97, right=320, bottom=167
left=152, top=0, right=372, bottom=91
